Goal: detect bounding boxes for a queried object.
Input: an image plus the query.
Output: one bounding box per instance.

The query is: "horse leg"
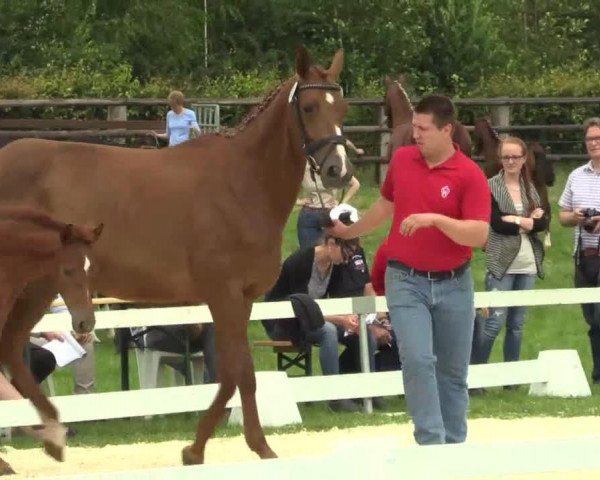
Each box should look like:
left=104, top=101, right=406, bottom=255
left=182, top=293, right=275, bottom=464
left=3, top=339, right=66, bottom=462
left=238, top=315, right=277, bottom=459
left=0, top=457, right=15, bottom=476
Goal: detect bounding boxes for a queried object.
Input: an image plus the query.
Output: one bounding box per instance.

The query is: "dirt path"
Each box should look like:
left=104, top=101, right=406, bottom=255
left=4, top=416, right=600, bottom=479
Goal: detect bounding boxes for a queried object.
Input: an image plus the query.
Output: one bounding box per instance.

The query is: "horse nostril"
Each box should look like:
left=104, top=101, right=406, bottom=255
left=327, top=165, right=340, bottom=177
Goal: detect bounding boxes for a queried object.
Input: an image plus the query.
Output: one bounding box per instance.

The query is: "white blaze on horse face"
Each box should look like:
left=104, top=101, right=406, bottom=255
left=84, top=255, right=91, bottom=273
left=334, top=125, right=349, bottom=178
left=325, top=92, right=335, bottom=104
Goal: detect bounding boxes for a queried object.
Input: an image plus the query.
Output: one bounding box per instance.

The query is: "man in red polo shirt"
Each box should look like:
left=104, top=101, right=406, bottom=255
left=329, top=94, right=490, bottom=445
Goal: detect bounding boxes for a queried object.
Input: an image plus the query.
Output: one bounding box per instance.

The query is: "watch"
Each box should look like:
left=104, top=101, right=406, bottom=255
left=514, top=217, right=521, bottom=226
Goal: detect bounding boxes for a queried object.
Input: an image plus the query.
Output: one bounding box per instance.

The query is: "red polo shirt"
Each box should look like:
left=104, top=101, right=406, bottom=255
left=371, top=238, right=389, bottom=295
left=381, top=145, right=490, bottom=271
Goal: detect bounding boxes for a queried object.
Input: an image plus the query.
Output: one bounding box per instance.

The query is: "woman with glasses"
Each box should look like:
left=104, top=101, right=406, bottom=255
left=471, top=136, right=548, bottom=369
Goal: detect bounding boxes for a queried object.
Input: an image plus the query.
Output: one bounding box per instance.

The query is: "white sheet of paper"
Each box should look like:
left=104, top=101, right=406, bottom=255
left=42, top=331, right=87, bottom=367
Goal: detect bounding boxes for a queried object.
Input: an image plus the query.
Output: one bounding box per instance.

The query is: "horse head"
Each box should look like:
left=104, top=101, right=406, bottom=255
left=383, top=75, right=413, bottom=129
left=292, top=47, right=352, bottom=189
left=474, top=117, right=501, bottom=178
left=58, top=223, right=103, bottom=333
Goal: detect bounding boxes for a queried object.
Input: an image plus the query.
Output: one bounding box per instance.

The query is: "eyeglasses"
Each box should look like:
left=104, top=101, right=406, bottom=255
left=500, top=155, right=525, bottom=162
left=585, top=136, right=600, bottom=144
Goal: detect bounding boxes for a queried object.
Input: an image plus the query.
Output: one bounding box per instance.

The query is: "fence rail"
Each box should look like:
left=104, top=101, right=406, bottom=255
left=2, top=96, right=600, bottom=109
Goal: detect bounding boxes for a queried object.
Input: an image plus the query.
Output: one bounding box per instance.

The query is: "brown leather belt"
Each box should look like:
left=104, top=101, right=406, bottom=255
left=582, top=248, right=600, bottom=257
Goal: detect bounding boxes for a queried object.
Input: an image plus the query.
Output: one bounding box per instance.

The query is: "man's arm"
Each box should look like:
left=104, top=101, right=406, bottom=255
left=329, top=196, right=394, bottom=239
left=432, top=216, right=489, bottom=248
left=559, top=208, right=585, bottom=227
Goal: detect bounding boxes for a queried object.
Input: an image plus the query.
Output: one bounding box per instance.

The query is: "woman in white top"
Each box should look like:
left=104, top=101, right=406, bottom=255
left=156, top=90, right=201, bottom=146
left=472, top=137, right=547, bottom=366
left=296, top=141, right=363, bottom=248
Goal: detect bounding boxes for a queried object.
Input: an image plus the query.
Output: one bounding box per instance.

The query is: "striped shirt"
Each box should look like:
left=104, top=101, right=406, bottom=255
left=558, top=161, right=600, bottom=251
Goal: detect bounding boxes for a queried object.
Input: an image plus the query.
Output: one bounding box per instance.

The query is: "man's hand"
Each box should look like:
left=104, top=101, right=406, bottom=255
left=573, top=208, right=586, bottom=225
left=341, top=314, right=360, bottom=334
left=42, top=332, right=64, bottom=342
left=355, top=148, right=365, bottom=156
left=592, top=216, right=600, bottom=234
left=326, top=219, right=353, bottom=240
left=74, top=333, right=93, bottom=344
left=369, top=324, right=392, bottom=347
left=400, top=213, right=438, bottom=236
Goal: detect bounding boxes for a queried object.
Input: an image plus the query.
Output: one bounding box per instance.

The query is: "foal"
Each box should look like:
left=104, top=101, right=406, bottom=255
left=0, top=207, right=102, bottom=474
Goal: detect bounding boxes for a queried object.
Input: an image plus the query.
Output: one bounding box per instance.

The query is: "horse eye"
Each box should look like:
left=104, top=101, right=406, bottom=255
left=302, top=104, right=316, bottom=114
left=63, top=268, right=75, bottom=277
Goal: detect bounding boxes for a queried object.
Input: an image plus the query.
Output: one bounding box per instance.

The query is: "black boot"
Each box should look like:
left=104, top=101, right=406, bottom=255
left=588, top=328, right=600, bottom=383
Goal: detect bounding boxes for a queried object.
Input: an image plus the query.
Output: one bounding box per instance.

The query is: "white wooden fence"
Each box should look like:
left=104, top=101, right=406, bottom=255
left=1, top=286, right=596, bottom=429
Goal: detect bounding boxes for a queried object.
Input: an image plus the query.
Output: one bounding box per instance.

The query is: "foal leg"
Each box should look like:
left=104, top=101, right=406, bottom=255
left=3, top=339, right=66, bottom=462
left=0, top=457, right=15, bottom=476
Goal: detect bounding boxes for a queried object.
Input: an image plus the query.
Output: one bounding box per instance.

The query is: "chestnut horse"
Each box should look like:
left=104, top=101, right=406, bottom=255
left=0, top=207, right=102, bottom=475
left=474, top=117, right=555, bottom=235
left=383, top=75, right=472, bottom=160
left=0, top=47, right=352, bottom=465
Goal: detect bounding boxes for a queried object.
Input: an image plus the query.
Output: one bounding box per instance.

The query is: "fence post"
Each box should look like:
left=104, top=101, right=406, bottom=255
left=378, top=106, right=389, bottom=185
left=491, top=104, right=511, bottom=138
left=107, top=105, right=128, bottom=144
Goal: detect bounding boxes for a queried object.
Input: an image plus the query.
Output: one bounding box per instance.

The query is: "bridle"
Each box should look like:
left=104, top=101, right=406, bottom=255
left=288, top=81, right=347, bottom=178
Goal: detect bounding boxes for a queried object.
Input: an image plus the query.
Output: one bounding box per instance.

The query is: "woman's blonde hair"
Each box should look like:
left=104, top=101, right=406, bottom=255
left=167, top=90, right=185, bottom=107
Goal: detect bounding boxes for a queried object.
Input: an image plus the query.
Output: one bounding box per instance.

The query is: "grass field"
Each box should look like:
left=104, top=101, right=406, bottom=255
left=8, top=161, right=600, bottom=449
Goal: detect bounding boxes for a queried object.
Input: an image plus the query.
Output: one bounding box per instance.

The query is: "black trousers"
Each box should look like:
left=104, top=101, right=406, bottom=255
left=574, top=256, right=600, bottom=381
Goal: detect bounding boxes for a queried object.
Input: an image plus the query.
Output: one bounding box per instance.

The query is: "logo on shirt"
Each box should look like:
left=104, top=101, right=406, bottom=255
left=441, top=185, right=451, bottom=198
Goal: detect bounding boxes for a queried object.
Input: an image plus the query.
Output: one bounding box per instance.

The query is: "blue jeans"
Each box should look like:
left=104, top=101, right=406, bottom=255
left=297, top=207, right=326, bottom=249
left=385, top=262, right=474, bottom=445
left=473, top=272, right=536, bottom=364
left=305, top=321, right=376, bottom=375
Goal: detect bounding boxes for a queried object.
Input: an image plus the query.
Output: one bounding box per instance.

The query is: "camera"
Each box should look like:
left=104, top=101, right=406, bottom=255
left=583, top=208, right=600, bottom=233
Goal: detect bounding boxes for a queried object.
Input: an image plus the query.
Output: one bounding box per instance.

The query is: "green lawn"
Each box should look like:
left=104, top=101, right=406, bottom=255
left=9, top=161, right=600, bottom=449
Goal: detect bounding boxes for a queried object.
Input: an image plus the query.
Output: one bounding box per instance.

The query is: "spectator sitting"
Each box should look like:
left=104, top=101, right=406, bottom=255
left=140, top=323, right=217, bottom=384
left=48, top=295, right=97, bottom=394
left=366, top=238, right=402, bottom=373
left=263, top=206, right=377, bottom=412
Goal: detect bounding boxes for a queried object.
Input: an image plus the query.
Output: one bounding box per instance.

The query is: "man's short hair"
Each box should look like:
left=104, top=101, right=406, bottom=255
left=414, top=94, right=457, bottom=128
left=583, top=117, right=600, bottom=136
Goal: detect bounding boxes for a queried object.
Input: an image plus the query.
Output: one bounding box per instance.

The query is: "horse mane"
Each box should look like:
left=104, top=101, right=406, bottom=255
left=221, top=81, right=287, bottom=138
left=395, top=81, right=413, bottom=113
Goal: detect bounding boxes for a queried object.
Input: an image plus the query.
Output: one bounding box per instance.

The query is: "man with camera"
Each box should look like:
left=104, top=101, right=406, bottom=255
left=559, top=117, right=600, bottom=384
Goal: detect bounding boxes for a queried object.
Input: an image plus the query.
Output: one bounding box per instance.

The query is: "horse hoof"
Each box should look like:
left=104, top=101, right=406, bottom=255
left=44, top=441, right=65, bottom=462
left=259, top=448, right=278, bottom=460
left=181, top=445, right=203, bottom=465
left=0, top=463, right=15, bottom=476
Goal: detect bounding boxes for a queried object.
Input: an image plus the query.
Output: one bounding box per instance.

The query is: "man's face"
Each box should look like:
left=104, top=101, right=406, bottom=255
left=585, top=126, right=600, bottom=161
left=412, top=112, right=453, bottom=158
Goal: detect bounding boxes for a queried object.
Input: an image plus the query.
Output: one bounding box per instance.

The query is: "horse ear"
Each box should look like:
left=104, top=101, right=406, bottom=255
left=384, top=75, right=393, bottom=88
left=92, top=223, right=104, bottom=241
left=327, top=49, right=344, bottom=80
left=295, top=46, right=311, bottom=79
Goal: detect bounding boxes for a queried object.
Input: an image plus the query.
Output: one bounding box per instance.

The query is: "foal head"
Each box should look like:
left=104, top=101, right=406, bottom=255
left=57, top=223, right=103, bottom=333
left=291, top=47, right=352, bottom=189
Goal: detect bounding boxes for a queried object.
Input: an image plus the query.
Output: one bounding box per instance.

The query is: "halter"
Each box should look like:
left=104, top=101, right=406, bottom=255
left=289, top=82, right=347, bottom=177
